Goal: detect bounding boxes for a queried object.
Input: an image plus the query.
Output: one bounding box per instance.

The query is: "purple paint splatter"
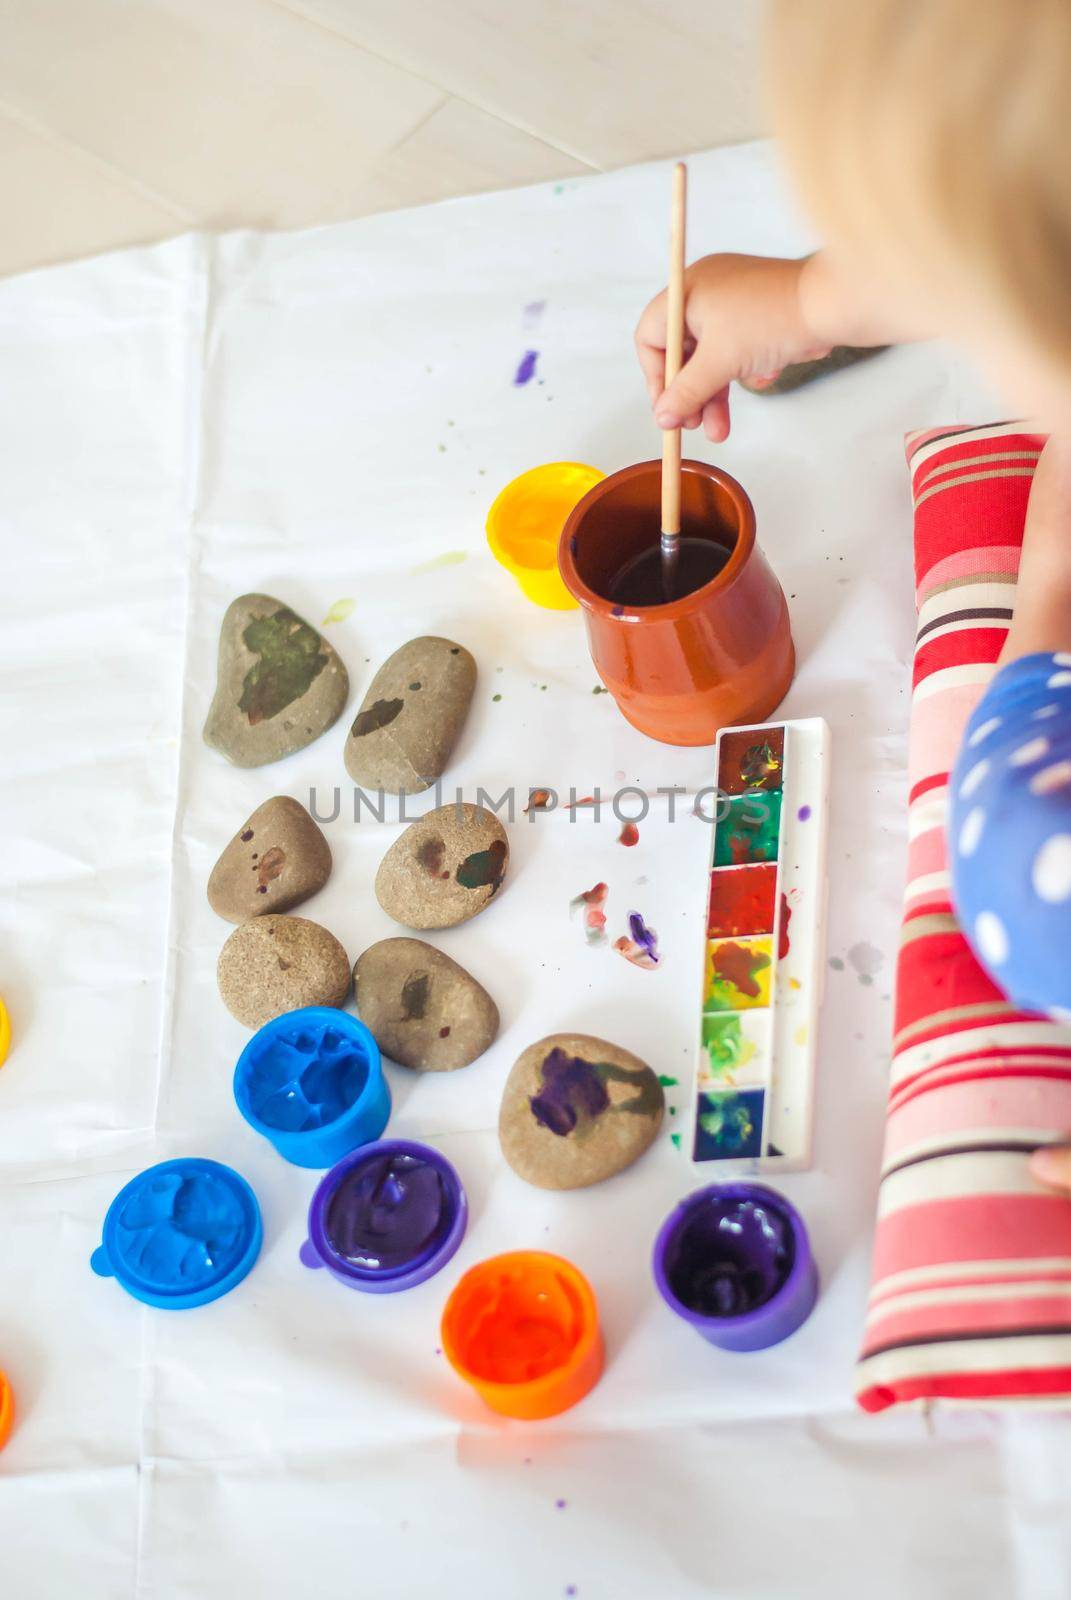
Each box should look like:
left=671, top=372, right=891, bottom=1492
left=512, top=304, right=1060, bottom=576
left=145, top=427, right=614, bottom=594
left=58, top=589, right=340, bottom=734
left=798, top=804, right=812, bottom=821
left=523, top=299, right=546, bottom=330
left=555, top=1498, right=567, bottom=1510
left=514, top=349, right=539, bottom=386
left=531, top=1048, right=610, bottom=1135
left=614, top=911, right=661, bottom=969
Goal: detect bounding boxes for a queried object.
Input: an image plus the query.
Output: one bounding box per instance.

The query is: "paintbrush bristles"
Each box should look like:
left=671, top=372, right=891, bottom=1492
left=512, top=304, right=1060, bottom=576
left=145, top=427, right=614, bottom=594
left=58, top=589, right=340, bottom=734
left=661, top=161, right=687, bottom=550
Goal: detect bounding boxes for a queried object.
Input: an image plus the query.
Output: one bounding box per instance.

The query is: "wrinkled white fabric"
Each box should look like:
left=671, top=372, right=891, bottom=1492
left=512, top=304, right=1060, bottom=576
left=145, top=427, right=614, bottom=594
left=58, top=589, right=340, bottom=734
left=2, top=141, right=1065, bottom=1599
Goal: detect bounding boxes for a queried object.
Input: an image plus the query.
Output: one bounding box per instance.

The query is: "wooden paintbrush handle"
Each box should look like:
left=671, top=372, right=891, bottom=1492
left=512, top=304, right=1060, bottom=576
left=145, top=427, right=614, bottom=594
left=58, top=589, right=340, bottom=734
left=661, top=161, right=687, bottom=538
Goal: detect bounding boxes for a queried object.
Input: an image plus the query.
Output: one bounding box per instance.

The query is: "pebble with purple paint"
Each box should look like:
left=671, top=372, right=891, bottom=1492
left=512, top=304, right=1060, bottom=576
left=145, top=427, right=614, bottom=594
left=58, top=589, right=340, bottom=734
left=499, top=1032, right=664, bottom=1189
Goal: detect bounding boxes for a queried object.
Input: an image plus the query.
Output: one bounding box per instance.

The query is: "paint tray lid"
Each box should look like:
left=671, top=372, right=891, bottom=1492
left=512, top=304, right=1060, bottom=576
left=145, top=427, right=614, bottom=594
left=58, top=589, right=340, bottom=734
left=91, top=1158, right=263, bottom=1310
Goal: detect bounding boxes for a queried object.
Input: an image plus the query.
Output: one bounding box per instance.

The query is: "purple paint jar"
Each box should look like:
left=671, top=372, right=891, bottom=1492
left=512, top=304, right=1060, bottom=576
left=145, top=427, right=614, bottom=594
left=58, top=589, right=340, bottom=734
left=652, top=1182, right=817, bottom=1352
left=300, top=1139, right=467, bottom=1294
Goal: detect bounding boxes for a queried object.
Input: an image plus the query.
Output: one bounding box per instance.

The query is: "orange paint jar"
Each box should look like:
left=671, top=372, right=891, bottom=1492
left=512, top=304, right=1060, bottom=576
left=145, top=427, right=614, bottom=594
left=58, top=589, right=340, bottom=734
left=558, top=459, right=795, bottom=746
left=441, top=1251, right=603, bottom=1420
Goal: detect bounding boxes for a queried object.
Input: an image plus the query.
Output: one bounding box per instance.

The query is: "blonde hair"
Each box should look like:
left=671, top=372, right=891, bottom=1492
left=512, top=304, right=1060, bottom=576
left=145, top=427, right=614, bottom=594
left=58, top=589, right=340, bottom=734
left=766, top=0, right=1071, bottom=362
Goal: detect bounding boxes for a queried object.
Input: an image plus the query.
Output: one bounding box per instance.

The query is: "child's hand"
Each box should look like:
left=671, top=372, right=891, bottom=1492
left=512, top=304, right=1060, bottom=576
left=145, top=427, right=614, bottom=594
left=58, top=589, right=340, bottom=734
left=1031, top=1146, right=1071, bottom=1193
left=634, top=254, right=832, bottom=442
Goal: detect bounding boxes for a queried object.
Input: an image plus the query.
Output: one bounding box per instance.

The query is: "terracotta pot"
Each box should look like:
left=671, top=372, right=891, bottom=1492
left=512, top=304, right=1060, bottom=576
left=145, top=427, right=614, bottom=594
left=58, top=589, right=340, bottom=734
left=558, top=459, right=795, bottom=746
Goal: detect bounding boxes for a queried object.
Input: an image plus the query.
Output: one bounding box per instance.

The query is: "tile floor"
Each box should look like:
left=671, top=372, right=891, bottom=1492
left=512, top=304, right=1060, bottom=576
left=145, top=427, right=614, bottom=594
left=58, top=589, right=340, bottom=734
left=0, top=0, right=764, bottom=276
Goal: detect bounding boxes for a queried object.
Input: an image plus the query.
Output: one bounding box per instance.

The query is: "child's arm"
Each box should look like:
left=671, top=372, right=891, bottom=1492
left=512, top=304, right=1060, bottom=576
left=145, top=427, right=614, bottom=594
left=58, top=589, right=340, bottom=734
left=999, top=435, right=1071, bottom=664
left=635, top=250, right=922, bottom=441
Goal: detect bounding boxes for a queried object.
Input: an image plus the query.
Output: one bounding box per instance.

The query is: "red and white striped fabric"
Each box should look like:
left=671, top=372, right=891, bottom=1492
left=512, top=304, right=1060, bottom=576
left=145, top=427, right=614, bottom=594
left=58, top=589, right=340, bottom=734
left=856, top=422, right=1071, bottom=1413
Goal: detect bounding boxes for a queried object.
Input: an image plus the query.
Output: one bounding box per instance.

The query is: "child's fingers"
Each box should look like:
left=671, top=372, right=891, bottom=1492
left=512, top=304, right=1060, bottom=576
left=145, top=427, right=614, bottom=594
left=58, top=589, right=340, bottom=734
left=1030, top=1145, right=1071, bottom=1190
left=655, top=346, right=732, bottom=430
left=636, top=340, right=665, bottom=407
left=702, top=390, right=731, bottom=442
left=634, top=292, right=669, bottom=404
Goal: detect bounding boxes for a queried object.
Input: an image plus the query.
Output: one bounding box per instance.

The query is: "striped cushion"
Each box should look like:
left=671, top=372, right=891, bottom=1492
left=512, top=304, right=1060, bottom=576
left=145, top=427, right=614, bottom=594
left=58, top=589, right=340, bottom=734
left=856, top=422, right=1071, bottom=1413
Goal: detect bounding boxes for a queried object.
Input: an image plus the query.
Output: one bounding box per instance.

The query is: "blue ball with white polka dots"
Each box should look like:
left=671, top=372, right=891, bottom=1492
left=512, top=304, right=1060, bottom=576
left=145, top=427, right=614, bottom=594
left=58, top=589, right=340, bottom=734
left=949, top=651, right=1071, bottom=1019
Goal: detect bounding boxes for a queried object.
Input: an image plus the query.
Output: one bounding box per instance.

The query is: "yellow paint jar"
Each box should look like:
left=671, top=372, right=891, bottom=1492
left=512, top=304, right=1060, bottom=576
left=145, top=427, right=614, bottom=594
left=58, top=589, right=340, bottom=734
left=486, top=462, right=604, bottom=610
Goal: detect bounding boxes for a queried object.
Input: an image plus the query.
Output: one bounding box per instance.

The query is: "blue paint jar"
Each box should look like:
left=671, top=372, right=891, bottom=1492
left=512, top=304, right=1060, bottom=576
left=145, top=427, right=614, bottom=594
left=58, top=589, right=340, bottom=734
left=234, top=1006, right=391, bottom=1169
left=91, top=1158, right=262, bottom=1310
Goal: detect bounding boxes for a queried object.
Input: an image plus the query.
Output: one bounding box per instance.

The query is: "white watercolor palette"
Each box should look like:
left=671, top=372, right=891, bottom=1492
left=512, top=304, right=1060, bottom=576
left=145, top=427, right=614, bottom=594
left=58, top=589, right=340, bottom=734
left=687, top=716, right=831, bottom=1173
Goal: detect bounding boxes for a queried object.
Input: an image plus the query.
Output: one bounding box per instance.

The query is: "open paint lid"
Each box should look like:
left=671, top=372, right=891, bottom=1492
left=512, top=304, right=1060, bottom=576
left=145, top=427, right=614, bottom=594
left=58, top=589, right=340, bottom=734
left=91, top=1158, right=263, bottom=1310
left=486, top=462, right=603, bottom=610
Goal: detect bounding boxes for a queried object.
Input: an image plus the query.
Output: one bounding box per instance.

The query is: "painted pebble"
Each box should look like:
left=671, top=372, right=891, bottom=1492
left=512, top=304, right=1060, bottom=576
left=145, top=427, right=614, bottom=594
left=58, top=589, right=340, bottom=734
left=217, top=915, right=350, bottom=1029
left=344, top=637, right=476, bottom=794
left=499, top=1032, right=664, bottom=1190
left=204, top=594, right=349, bottom=767
left=353, top=937, right=499, bottom=1071
left=375, top=803, right=509, bottom=930
left=208, top=796, right=332, bottom=923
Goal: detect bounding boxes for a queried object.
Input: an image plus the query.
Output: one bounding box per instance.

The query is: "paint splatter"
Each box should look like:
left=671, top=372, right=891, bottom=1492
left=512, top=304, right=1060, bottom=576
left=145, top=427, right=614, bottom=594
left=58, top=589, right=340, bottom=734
left=321, top=598, right=355, bottom=625
left=829, top=956, right=844, bottom=972
left=514, top=349, right=539, bottom=386
left=592, top=685, right=608, bottom=695
left=239, top=608, right=328, bottom=725
left=695, top=1090, right=758, bottom=1155
left=529, top=1046, right=661, bottom=1135
left=848, top=940, right=884, bottom=985
left=410, top=550, right=468, bottom=575
left=523, top=299, right=546, bottom=329
left=705, top=937, right=773, bottom=1010
left=707, top=861, right=777, bottom=936
left=710, top=940, right=769, bottom=998
left=492, top=693, right=503, bottom=702
left=701, top=1013, right=756, bottom=1079
left=614, top=911, right=661, bottom=969
left=778, top=893, right=792, bottom=959
left=740, top=741, right=781, bottom=787
left=570, top=881, right=608, bottom=946
left=351, top=697, right=403, bottom=736
left=718, top=727, right=784, bottom=795
left=525, top=788, right=553, bottom=812
left=713, top=793, right=783, bottom=866
left=456, top=840, right=507, bottom=894
left=555, top=1498, right=567, bottom=1510
left=400, top=973, right=430, bottom=1021
left=416, top=837, right=447, bottom=877
left=798, top=804, right=812, bottom=822
left=256, top=846, right=286, bottom=889
left=618, top=820, right=640, bottom=847
left=658, top=1075, right=679, bottom=1087
left=670, top=1132, right=681, bottom=1150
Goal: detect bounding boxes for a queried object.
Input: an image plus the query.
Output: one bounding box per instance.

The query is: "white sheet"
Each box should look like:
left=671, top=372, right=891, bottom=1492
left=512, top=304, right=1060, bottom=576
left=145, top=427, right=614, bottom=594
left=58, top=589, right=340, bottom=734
left=2, top=140, right=1068, bottom=1599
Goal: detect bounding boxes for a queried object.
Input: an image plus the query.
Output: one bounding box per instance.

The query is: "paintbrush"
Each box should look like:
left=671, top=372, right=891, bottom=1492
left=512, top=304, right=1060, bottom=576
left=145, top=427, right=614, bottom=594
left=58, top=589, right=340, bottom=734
left=660, top=161, right=687, bottom=602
